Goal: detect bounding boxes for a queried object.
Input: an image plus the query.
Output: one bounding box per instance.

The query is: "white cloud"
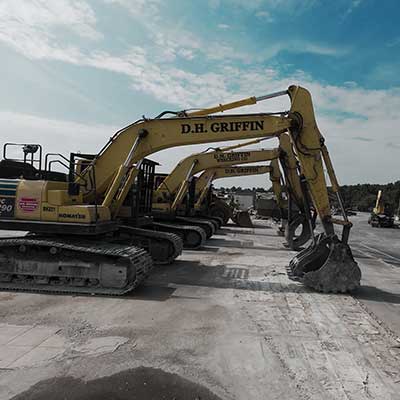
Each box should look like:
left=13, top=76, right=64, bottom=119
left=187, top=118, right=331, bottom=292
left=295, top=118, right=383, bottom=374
left=103, top=0, right=161, bottom=19
left=293, top=42, right=347, bottom=57
left=0, top=0, right=101, bottom=40
left=151, top=31, right=202, bottom=62
left=0, top=0, right=345, bottom=67
left=0, top=111, right=114, bottom=156
left=217, top=23, right=230, bottom=29
left=210, top=0, right=318, bottom=12
left=342, top=0, right=363, bottom=18
left=255, top=10, right=274, bottom=22
left=0, top=0, right=101, bottom=62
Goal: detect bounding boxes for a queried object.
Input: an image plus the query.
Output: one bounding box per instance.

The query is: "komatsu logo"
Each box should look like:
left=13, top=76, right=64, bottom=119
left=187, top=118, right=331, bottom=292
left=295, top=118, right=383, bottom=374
left=58, top=213, right=86, bottom=219
left=214, top=152, right=251, bottom=162
left=181, top=120, right=264, bottom=134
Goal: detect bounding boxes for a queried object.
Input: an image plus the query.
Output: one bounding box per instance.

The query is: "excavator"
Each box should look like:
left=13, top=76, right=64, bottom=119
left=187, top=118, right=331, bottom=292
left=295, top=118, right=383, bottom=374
left=0, top=85, right=361, bottom=294
left=369, top=190, right=394, bottom=228
left=150, top=139, right=270, bottom=232
left=151, top=145, right=280, bottom=240
left=192, top=162, right=286, bottom=228
left=157, top=131, right=312, bottom=249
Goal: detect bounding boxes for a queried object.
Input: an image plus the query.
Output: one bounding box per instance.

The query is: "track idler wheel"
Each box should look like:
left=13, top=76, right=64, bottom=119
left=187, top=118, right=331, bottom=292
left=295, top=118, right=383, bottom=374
left=285, top=214, right=312, bottom=250
left=207, top=216, right=223, bottom=229
left=233, top=211, right=253, bottom=228
left=289, top=234, right=361, bottom=293
left=184, top=230, right=204, bottom=249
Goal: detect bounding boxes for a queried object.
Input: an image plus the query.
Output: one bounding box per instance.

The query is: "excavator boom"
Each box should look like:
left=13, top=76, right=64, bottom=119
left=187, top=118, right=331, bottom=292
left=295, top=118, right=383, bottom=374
left=153, top=148, right=280, bottom=213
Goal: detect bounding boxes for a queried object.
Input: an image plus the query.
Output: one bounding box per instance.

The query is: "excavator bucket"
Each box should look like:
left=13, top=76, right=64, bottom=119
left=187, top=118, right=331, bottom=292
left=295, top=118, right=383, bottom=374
left=289, top=234, right=361, bottom=293
left=233, top=211, right=254, bottom=228
left=284, top=213, right=312, bottom=250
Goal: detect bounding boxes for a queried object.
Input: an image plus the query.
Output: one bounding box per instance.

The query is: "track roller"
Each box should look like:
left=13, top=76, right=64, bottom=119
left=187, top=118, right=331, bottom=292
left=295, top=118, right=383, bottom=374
left=0, top=237, right=153, bottom=296
left=117, top=225, right=183, bottom=265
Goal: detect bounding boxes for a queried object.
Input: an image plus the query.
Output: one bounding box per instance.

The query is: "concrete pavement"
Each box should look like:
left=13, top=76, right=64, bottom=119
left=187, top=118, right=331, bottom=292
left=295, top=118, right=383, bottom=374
left=0, top=220, right=399, bottom=399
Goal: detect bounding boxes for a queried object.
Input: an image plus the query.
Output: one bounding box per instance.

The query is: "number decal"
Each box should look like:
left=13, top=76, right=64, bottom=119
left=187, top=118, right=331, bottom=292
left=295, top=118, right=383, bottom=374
left=0, top=197, right=15, bottom=218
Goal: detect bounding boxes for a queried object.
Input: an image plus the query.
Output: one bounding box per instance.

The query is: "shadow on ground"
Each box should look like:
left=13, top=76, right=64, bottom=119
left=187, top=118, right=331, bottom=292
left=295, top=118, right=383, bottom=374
left=354, top=285, right=400, bottom=304
left=147, top=259, right=308, bottom=295
left=218, top=228, right=279, bottom=237
left=10, top=367, right=222, bottom=400
left=206, top=237, right=287, bottom=251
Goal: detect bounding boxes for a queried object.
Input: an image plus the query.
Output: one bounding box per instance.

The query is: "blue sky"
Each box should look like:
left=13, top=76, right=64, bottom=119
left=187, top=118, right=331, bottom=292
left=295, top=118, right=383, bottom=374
left=0, top=0, right=399, bottom=187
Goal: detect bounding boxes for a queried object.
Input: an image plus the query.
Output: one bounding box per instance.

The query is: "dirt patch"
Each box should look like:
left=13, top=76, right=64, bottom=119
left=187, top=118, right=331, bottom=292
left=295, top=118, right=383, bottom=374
left=11, top=367, right=223, bottom=400
left=0, top=293, right=16, bottom=301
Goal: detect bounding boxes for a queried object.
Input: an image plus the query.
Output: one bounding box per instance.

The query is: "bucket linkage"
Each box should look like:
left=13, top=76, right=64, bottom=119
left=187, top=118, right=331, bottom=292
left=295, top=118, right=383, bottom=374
left=287, top=176, right=361, bottom=293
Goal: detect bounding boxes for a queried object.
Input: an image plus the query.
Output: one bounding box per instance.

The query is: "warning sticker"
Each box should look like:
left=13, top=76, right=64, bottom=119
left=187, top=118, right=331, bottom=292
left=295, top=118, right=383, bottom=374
left=18, top=197, right=38, bottom=212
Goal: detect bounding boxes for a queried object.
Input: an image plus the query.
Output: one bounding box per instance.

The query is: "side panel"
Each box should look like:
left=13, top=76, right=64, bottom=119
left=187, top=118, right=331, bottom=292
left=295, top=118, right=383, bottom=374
left=15, top=180, right=44, bottom=220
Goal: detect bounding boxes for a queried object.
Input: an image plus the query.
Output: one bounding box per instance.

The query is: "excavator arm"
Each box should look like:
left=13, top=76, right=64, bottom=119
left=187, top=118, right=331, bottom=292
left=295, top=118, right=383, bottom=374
left=153, top=147, right=279, bottom=213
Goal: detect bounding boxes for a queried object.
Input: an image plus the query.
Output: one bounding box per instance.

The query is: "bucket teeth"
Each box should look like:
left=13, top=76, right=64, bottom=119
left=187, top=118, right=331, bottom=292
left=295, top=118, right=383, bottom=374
left=289, top=234, right=361, bottom=293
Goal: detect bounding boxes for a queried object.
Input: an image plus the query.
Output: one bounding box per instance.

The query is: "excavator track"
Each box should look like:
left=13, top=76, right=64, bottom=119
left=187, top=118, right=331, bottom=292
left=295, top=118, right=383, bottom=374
left=0, top=237, right=152, bottom=296
left=118, top=225, right=183, bottom=265
left=197, top=217, right=220, bottom=231
left=175, top=217, right=215, bottom=239
left=153, top=222, right=206, bottom=249
left=206, top=216, right=224, bottom=229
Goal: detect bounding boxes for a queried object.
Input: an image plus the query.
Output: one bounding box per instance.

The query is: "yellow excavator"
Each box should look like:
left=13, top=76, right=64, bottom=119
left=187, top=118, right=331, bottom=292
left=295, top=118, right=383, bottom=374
left=0, top=85, right=361, bottom=294
left=150, top=144, right=280, bottom=240
left=150, top=138, right=273, bottom=232
left=369, top=190, right=394, bottom=228
left=193, top=162, right=285, bottom=227
left=157, top=131, right=312, bottom=249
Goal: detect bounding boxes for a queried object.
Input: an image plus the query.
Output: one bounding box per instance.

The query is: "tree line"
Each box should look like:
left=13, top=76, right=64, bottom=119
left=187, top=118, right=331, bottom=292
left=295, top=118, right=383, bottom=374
left=217, top=182, right=400, bottom=213
left=339, top=181, right=400, bottom=212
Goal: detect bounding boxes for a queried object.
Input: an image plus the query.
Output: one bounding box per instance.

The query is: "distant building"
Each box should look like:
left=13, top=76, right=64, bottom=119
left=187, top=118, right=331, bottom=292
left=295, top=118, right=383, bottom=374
left=232, top=192, right=255, bottom=210
left=255, top=192, right=280, bottom=218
